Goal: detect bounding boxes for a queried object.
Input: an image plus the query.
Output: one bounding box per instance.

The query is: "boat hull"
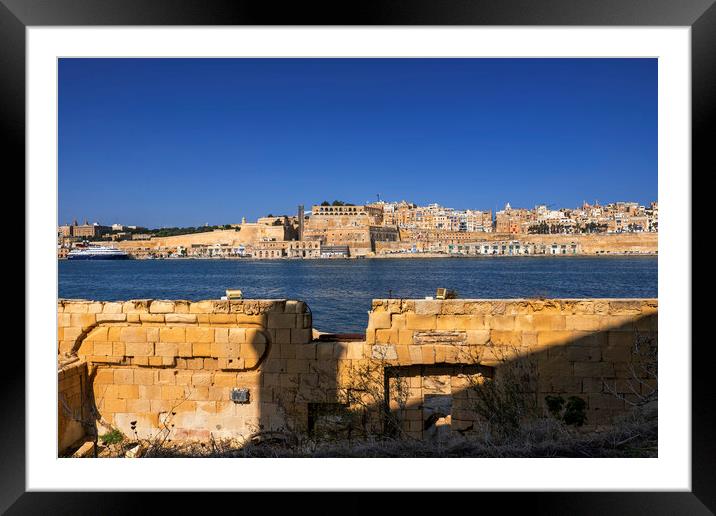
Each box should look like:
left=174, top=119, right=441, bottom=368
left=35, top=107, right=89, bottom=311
left=67, top=254, right=129, bottom=260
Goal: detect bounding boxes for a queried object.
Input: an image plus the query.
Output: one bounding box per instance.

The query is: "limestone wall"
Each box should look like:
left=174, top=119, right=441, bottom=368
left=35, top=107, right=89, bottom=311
left=57, top=297, right=657, bottom=453
left=58, top=358, right=88, bottom=452
left=365, top=298, right=658, bottom=432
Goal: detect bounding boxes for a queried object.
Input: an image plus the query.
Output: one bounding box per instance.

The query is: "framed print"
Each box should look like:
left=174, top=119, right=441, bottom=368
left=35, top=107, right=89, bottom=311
left=5, top=0, right=710, bottom=513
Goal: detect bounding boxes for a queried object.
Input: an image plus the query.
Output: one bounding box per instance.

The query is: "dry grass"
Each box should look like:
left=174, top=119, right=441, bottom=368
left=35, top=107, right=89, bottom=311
left=89, top=403, right=655, bottom=459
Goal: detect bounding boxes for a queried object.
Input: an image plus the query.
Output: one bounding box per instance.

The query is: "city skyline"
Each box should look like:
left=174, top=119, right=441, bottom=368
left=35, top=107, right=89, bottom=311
left=59, top=58, right=657, bottom=227
left=61, top=196, right=656, bottom=229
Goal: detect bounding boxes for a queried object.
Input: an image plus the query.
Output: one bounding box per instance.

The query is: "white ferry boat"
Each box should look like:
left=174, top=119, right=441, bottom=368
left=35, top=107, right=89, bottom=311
left=67, top=246, right=129, bottom=260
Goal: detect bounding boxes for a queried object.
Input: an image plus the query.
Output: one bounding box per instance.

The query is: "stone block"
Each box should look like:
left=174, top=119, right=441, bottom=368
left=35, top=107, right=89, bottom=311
left=209, top=314, right=236, bottom=324
left=346, top=342, right=364, bottom=360
left=86, top=326, right=108, bottom=342
left=531, top=314, right=567, bottom=331
left=155, top=342, right=178, bottom=357
left=120, top=326, right=147, bottom=343
left=574, top=362, right=615, bottom=378
left=486, top=316, right=515, bottom=331
left=92, top=342, right=113, bottom=356
left=63, top=327, right=83, bottom=342
left=406, top=314, right=437, bottom=330
left=415, top=300, right=442, bottom=315
left=159, top=327, right=185, bottom=343
left=229, top=328, right=246, bottom=344
left=284, top=300, right=306, bottom=313
left=87, top=302, right=103, bottom=314
left=192, top=372, right=212, bottom=386
left=174, top=301, right=190, bottom=313
left=161, top=385, right=187, bottom=400
left=63, top=302, right=88, bottom=314
left=421, top=346, right=436, bottom=364
left=112, top=342, right=126, bottom=356
left=149, top=300, right=175, bottom=314
left=213, top=372, right=238, bottom=387
left=189, top=301, right=215, bottom=314
left=102, top=302, right=123, bottom=314
left=436, top=315, right=486, bottom=330
left=139, top=313, right=165, bottom=323
left=565, top=315, right=603, bottom=332
left=364, top=329, right=376, bottom=345
left=398, top=330, right=414, bottom=345
left=286, top=359, right=310, bottom=374
left=126, top=399, right=151, bottom=412
left=139, top=385, right=162, bottom=399
left=536, top=331, right=579, bottom=349
left=104, top=398, right=126, bottom=413
left=565, top=346, right=601, bottom=362
left=316, top=343, right=333, bottom=360
left=490, top=330, right=521, bottom=347
left=117, top=384, right=139, bottom=399
left=193, top=342, right=212, bottom=357
left=165, top=314, right=197, bottom=324
left=371, top=344, right=398, bottom=360
left=125, top=342, right=154, bottom=357
left=187, top=387, right=209, bottom=402
left=588, top=392, right=626, bottom=410
left=95, top=313, right=127, bottom=323
left=608, top=300, right=644, bottom=315
left=296, top=343, right=317, bottom=360
left=93, top=368, right=114, bottom=384
left=466, top=330, right=490, bottom=345
left=133, top=368, right=156, bottom=385
left=58, top=313, right=71, bottom=327
left=267, top=313, right=297, bottom=329
left=157, top=369, right=177, bottom=385
left=375, top=328, right=399, bottom=345
left=177, top=342, right=193, bottom=357
left=236, top=314, right=268, bottom=326
left=122, top=300, right=150, bottom=314
left=220, top=357, right=245, bottom=371
left=186, top=358, right=205, bottom=370
left=370, top=311, right=392, bottom=329
left=214, top=328, right=229, bottom=343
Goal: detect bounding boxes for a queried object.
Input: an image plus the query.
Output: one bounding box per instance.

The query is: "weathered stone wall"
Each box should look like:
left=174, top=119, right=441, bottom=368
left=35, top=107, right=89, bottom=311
left=58, top=358, right=88, bottom=452
left=365, top=298, right=658, bottom=432
left=57, top=297, right=656, bottom=453
left=58, top=299, right=312, bottom=449
left=376, top=232, right=657, bottom=255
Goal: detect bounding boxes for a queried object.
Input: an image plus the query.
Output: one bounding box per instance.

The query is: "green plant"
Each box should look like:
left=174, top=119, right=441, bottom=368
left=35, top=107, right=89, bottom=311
left=544, top=395, right=565, bottom=418
left=544, top=394, right=588, bottom=427
left=563, top=396, right=588, bottom=427
left=99, top=428, right=124, bottom=445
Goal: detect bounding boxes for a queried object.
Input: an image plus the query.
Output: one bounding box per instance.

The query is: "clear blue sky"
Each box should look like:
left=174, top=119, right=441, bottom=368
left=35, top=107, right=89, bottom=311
left=59, top=58, right=657, bottom=228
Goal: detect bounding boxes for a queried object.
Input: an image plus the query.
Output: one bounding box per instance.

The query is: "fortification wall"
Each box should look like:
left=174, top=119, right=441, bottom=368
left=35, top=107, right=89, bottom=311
left=58, top=359, right=88, bottom=452
left=365, top=298, right=657, bottom=433
left=483, top=232, right=657, bottom=253
left=57, top=298, right=657, bottom=453
left=376, top=232, right=657, bottom=255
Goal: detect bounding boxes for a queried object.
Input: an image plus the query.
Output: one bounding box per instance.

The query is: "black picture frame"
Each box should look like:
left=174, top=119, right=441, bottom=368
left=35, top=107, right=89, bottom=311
left=5, top=0, right=707, bottom=513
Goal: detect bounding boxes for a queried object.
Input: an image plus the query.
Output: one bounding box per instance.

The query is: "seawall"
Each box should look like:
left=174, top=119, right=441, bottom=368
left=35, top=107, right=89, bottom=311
left=57, top=297, right=657, bottom=454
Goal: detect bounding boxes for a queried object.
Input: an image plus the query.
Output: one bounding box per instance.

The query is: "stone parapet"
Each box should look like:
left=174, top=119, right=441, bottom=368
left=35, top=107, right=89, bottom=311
left=57, top=297, right=656, bottom=453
